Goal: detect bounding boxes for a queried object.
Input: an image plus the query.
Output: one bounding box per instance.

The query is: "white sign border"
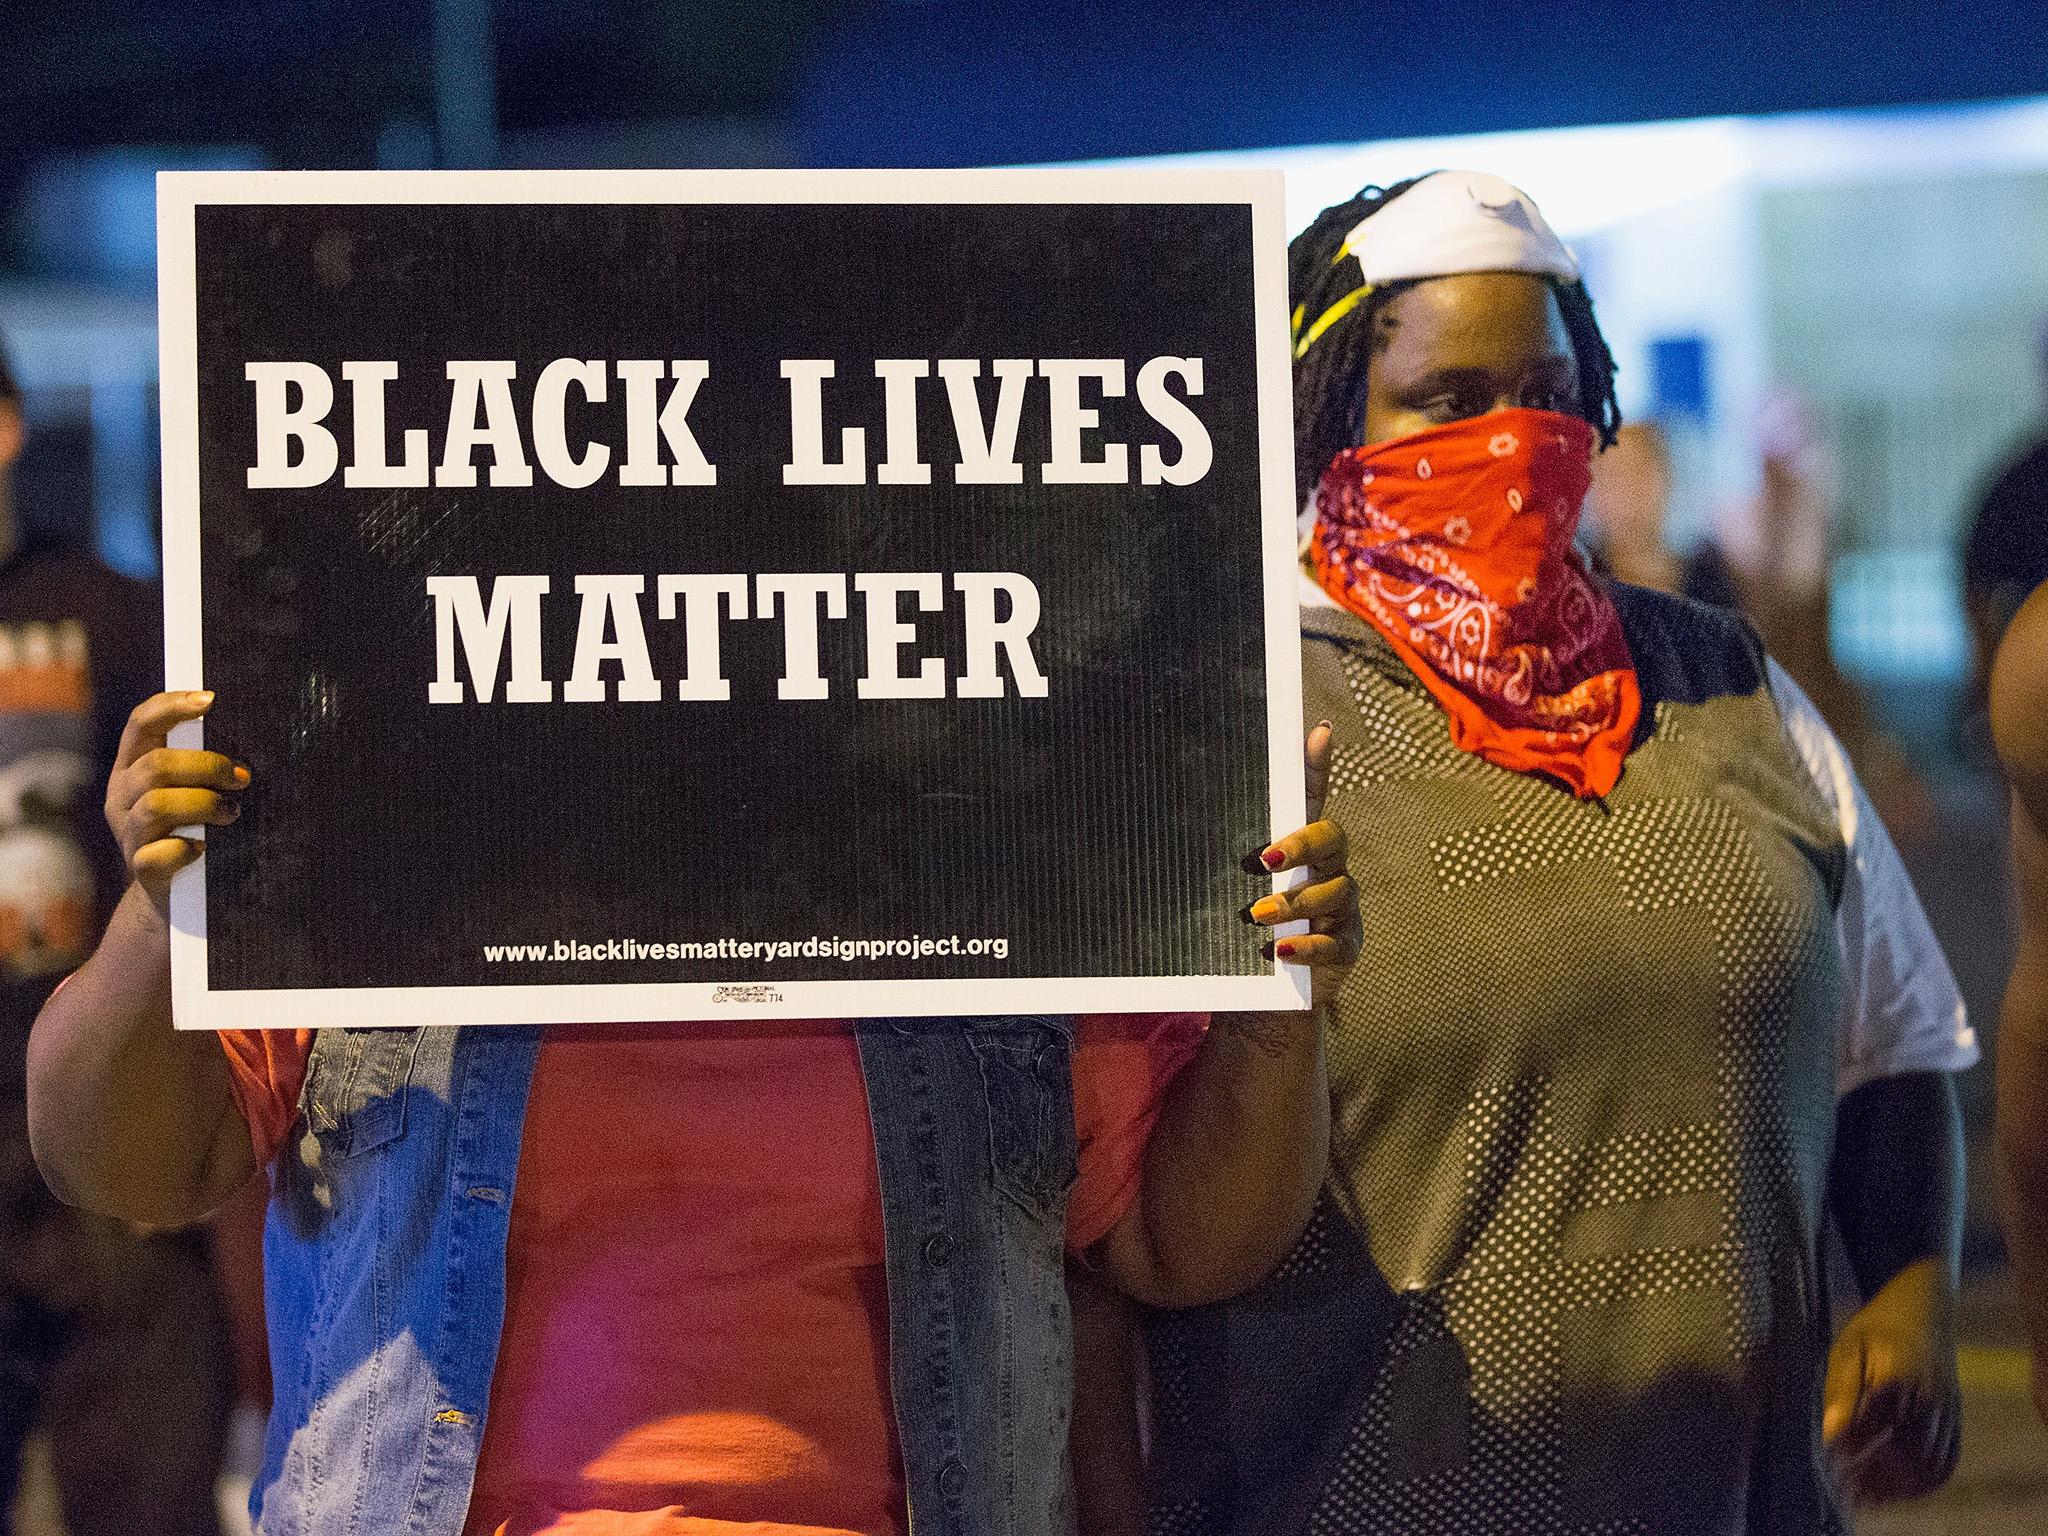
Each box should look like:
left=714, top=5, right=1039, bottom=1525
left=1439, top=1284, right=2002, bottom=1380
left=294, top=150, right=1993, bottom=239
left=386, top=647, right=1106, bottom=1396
left=157, top=167, right=1310, bottom=1030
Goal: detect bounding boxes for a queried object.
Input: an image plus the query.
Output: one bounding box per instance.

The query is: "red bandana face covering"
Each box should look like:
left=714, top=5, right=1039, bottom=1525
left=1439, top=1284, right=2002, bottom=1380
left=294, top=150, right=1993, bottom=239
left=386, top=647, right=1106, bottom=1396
left=1308, top=407, right=1642, bottom=798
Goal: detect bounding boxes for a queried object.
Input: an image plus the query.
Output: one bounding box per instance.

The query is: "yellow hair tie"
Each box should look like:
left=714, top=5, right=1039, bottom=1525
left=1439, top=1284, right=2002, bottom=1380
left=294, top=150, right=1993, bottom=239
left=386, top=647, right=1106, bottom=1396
left=1292, top=283, right=1374, bottom=360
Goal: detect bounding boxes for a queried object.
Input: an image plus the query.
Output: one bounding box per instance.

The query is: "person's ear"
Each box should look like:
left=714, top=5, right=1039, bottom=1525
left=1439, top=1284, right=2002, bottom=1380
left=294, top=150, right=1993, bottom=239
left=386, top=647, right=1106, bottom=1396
left=0, top=401, right=23, bottom=471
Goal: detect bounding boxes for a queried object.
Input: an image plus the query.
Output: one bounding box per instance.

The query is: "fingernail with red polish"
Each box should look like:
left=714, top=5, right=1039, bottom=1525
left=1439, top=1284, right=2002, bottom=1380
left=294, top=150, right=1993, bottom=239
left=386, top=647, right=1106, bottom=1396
left=1260, top=846, right=1286, bottom=870
left=1276, top=939, right=1299, bottom=959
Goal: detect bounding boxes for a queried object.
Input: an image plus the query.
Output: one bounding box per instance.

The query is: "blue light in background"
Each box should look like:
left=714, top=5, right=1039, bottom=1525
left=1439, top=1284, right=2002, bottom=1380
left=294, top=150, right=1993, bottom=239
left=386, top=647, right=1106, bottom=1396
left=19, top=145, right=267, bottom=282
left=11, top=147, right=267, bottom=577
left=1648, top=334, right=1711, bottom=422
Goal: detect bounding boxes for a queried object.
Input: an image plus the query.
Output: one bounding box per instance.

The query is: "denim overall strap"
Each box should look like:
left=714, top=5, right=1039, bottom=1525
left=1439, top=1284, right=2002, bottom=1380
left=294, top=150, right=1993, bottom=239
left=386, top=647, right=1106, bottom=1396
left=257, top=1024, right=543, bottom=1536
left=857, top=1015, right=1079, bottom=1536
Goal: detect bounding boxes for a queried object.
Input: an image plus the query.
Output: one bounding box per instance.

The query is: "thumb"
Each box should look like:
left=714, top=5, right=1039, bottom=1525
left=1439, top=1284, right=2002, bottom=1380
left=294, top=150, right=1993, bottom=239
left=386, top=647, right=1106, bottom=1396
left=1822, top=1329, right=1869, bottom=1444
left=1304, top=719, right=1333, bottom=824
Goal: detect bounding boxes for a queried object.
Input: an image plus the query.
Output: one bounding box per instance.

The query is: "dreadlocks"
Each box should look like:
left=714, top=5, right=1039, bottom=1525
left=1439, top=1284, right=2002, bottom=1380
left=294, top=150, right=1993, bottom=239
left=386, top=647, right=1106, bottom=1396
left=1288, top=178, right=1623, bottom=504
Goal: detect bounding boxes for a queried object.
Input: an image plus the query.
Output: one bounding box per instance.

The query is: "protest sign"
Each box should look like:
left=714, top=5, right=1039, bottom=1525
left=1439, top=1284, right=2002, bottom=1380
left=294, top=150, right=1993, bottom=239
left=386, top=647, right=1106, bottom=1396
left=157, top=169, right=1305, bottom=1029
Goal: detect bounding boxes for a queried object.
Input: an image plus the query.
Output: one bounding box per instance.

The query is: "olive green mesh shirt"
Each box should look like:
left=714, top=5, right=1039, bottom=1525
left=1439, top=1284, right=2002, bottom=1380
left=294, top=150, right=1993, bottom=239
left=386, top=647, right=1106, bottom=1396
left=1148, top=584, right=1852, bottom=1536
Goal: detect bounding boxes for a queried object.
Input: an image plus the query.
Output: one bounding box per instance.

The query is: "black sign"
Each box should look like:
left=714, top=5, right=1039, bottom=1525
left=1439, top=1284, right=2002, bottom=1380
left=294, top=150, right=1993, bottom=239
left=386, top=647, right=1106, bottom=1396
left=159, top=171, right=1305, bottom=1029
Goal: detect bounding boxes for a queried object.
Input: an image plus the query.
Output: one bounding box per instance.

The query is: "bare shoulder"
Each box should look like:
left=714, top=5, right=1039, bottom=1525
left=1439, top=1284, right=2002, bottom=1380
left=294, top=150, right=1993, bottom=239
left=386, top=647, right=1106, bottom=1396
left=1991, top=581, right=2048, bottom=825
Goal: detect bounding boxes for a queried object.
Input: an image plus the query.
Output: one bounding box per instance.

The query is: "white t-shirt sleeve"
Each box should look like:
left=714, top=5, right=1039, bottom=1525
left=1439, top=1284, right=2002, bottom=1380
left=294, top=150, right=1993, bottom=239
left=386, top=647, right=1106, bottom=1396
left=1765, top=657, right=1979, bottom=1095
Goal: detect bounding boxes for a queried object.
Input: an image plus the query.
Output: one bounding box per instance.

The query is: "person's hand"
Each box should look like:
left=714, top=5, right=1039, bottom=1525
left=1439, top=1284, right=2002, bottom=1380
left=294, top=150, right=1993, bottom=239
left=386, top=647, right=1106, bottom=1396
left=1243, top=720, right=1359, bottom=1007
left=105, top=691, right=248, bottom=915
left=1823, top=1256, right=1962, bottom=1506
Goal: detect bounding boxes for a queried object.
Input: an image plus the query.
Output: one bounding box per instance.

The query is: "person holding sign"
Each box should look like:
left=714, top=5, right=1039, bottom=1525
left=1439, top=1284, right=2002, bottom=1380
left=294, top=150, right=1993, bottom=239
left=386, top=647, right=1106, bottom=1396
left=1081, top=172, right=1977, bottom=1533
left=24, top=689, right=1354, bottom=1536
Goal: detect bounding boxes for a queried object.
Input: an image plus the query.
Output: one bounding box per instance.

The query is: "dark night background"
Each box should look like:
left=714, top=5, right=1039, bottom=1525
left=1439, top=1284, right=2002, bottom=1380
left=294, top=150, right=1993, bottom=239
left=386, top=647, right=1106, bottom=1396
left=3, top=2, right=2045, bottom=195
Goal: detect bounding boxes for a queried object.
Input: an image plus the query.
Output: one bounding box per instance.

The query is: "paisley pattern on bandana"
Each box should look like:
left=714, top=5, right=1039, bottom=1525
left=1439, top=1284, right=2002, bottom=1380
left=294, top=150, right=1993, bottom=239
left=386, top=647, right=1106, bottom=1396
left=1308, top=408, right=1641, bottom=798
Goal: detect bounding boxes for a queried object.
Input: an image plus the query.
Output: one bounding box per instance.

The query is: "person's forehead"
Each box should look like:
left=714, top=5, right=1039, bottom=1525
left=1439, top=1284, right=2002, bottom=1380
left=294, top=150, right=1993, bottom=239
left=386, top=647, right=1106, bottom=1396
left=1375, top=272, right=1570, bottom=367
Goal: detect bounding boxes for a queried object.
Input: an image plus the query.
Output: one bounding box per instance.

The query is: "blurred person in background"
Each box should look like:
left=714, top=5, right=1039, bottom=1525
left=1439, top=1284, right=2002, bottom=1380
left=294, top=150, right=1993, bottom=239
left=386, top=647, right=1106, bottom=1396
left=1079, top=170, right=1975, bottom=1535
left=0, top=344, right=237, bottom=1533
left=1963, top=321, right=2048, bottom=694
left=1991, top=579, right=2048, bottom=1427
left=1583, top=400, right=1929, bottom=836
left=1977, top=327, right=2048, bottom=1432
left=1579, top=419, right=1687, bottom=594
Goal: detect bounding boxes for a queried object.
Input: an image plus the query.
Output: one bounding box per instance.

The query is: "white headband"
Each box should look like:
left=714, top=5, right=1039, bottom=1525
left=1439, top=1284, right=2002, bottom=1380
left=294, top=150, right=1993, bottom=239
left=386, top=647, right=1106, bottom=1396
left=1341, top=170, right=1578, bottom=286
left=1294, top=170, right=1577, bottom=358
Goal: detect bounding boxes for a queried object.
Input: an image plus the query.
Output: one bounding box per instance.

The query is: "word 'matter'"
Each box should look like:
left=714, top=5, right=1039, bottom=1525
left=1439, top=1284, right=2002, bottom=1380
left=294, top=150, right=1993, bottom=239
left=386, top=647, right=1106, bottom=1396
left=245, top=356, right=1212, bottom=489
left=427, top=571, right=1046, bottom=703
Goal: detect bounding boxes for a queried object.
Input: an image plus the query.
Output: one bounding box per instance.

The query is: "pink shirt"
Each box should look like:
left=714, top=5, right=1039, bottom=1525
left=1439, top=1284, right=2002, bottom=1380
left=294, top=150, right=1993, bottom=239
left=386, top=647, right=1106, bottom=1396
left=221, top=1013, right=1204, bottom=1536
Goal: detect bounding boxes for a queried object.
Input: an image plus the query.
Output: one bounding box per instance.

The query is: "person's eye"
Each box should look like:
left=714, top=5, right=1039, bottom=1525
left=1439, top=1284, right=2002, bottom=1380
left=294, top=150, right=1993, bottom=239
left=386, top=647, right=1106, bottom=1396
left=1524, top=382, right=1580, bottom=412
left=1420, top=393, right=1483, bottom=423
